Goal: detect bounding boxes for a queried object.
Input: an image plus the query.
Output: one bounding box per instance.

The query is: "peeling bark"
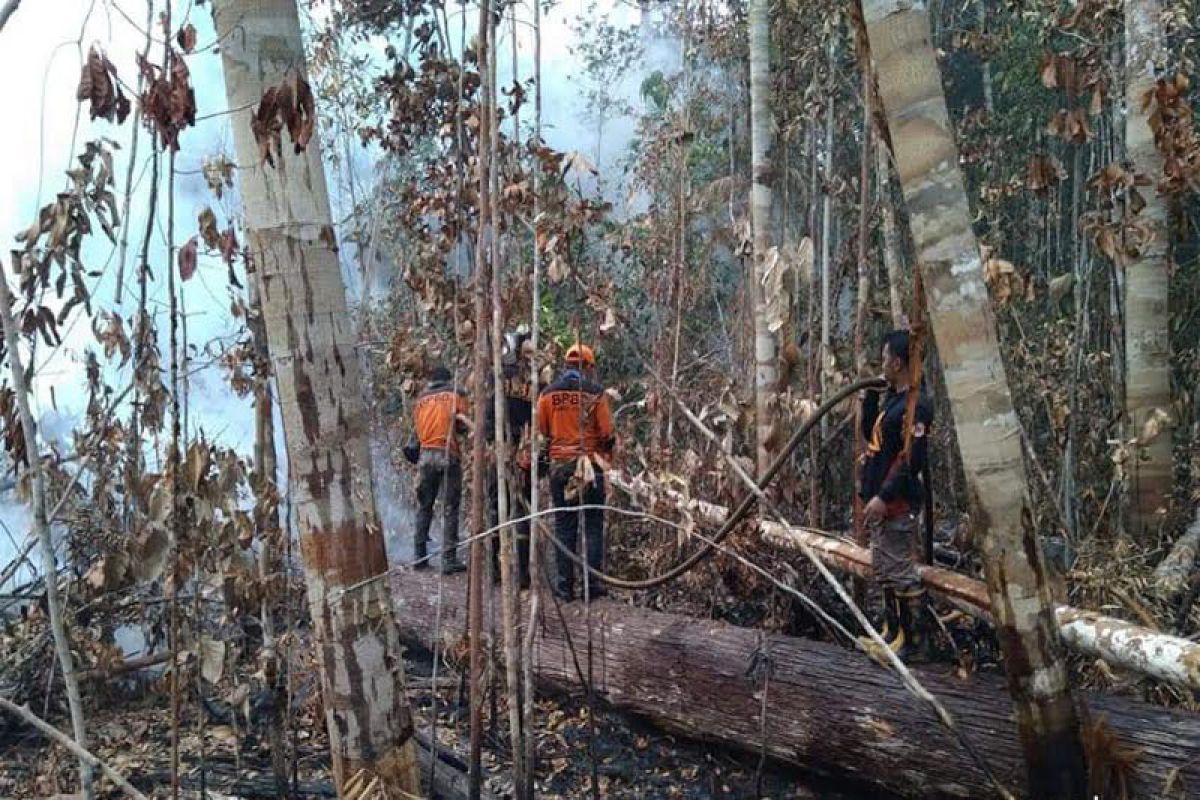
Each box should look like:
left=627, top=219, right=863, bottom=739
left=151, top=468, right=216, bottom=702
left=859, top=2, right=1087, bottom=794
left=1123, top=0, right=1174, bottom=535
left=212, top=1, right=420, bottom=793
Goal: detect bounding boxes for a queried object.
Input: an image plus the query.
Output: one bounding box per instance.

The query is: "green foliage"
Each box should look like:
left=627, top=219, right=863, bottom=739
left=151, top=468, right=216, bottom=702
left=640, top=70, right=672, bottom=113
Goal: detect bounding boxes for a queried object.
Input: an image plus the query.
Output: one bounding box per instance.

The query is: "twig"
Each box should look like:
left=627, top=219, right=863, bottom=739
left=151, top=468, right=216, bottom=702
left=0, top=697, right=149, bottom=800
left=0, top=0, right=21, bottom=32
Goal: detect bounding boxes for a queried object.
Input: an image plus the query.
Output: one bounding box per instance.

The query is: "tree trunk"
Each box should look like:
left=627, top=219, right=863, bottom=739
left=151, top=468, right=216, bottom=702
left=749, top=0, right=776, bottom=475
left=819, top=39, right=836, bottom=408
left=1123, top=0, right=1173, bottom=536
left=877, top=143, right=906, bottom=327
left=0, top=272, right=94, bottom=798
left=212, top=1, right=420, bottom=793
left=853, top=67, right=874, bottom=597
left=392, top=570, right=1200, bottom=800
left=490, top=5, right=524, bottom=790
left=521, top=0, right=544, bottom=793
left=248, top=272, right=288, bottom=798
left=976, top=0, right=994, bottom=115
left=468, top=1, right=494, bottom=795
left=858, top=3, right=1087, bottom=794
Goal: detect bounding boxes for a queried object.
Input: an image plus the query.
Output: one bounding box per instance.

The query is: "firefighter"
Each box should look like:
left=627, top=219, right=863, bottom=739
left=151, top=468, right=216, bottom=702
left=410, top=365, right=469, bottom=574
left=537, top=343, right=616, bottom=601
left=487, top=328, right=534, bottom=589
left=860, top=330, right=934, bottom=660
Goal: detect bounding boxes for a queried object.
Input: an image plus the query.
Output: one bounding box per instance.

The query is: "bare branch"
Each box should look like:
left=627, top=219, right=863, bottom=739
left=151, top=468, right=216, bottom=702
left=0, top=0, right=21, bottom=33
left=0, top=697, right=149, bottom=800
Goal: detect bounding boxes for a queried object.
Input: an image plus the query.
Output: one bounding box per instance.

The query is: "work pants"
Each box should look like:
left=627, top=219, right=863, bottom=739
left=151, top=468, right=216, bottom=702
left=414, top=449, right=462, bottom=566
left=549, top=460, right=606, bottom=596
left=488, top=466, right=531, bottom=586
left=869, top=512, right=921, bottom=591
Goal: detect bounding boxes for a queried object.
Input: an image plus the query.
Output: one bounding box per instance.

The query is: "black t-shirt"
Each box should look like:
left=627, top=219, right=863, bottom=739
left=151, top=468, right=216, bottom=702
left=859, top=386, right=933, bottom=511
left=485, top=363, right=533, bottom=445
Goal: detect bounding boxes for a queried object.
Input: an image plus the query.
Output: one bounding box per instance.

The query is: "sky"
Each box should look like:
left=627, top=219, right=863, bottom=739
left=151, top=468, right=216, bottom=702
left=0, top=0, right=675, bottom=589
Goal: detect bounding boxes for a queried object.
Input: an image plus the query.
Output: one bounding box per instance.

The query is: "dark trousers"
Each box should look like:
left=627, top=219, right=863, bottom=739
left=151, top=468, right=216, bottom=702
left=415, top=451, right=462, bottom=565
left=549, top=461, right=606, bottom=595
left=489, top=467, right=531, bottom=586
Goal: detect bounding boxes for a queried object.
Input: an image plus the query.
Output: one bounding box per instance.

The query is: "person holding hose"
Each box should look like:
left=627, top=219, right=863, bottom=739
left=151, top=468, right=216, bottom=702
left=860, top=330, right=934, bottom=661
left=408, top=364, right=470, bottom=574
left=538, top=343, right=616, bottom=601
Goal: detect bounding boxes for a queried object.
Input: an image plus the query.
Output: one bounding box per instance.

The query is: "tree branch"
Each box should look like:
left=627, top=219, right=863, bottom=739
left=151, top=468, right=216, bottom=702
left=0, top=0, right=21, bottom=33
left=0, top=697, right=149, bottom=800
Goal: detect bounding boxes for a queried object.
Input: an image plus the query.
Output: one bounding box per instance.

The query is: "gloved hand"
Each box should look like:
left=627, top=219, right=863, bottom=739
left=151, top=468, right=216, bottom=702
left=403, top=438, right=421, bottom=465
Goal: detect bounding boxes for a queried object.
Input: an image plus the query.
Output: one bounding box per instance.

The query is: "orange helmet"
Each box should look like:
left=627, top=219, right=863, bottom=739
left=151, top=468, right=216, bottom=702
left=565, top=343, right=595, bottom=367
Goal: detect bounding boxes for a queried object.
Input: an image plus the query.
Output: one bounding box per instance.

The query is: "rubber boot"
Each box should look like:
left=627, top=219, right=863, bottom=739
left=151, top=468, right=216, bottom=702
left=859, top=588, right=901, bottom=660
left=413, top=537, right=430, bottom=571
left=895, top=587, right=933, bottom=663
left=441, top=538, right=467, bottom=575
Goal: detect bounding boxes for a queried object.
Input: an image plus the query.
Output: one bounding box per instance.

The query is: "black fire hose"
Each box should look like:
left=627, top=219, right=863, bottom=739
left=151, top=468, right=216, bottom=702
left=921, top=458, right=935, bottom=566
left=543, top=376, right=889, bottom=591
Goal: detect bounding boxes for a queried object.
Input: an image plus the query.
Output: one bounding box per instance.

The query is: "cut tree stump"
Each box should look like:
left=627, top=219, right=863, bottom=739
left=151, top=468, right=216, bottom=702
left=391, top=571, right=1200, bottom=799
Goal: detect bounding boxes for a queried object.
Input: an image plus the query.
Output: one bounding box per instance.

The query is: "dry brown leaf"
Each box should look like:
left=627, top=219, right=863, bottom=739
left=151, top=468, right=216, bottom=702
left=178, top=235, right=198, bottom=281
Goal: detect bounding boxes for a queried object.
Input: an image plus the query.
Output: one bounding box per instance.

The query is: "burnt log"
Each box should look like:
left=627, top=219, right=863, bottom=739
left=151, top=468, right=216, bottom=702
left=391, top=571, right=1200, bottom=799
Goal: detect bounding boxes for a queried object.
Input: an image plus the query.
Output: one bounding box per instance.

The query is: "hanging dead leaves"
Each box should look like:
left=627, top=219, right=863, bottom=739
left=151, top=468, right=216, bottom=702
left=202, top=155, right=236, bottom=199
left=250, top=72, right=316, bottom=166
left=196, top=206, right=242, bottom=282
left=981, top=244, right=1033, bottom=307
left=1081, top=162, right=1156, bottom=268
left=1026, top=154, right=1065, bottom=195
left=137, top=47, right=196, bottom=150
left=13, top=140, right=118, bottom=335
left=0, top=387, right=28, bottom=468
left=1039, top=50, right=1108, bottom=145
left=178, top=236, right=199, bottom=282
left=76, top=46, right=131, bottom=125
left=1144, top=73, right=1200, bottom=195
left=93, top=312, right=132, bottom=367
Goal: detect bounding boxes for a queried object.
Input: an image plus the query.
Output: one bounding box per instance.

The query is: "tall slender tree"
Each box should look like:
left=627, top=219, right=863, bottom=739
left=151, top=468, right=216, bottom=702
left=858, top=2, right=1088, bottom=795
left=212, top=1, right=421, bottom=793
left=468, top=0, right=495, bottom=794
left=749, top=0, right=776, bottom=474
left=1123, top=0, right=1173, bottom=535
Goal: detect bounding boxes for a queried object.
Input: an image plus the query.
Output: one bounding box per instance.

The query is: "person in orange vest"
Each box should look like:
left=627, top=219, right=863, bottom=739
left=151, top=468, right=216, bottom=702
left=410, top=365, right=469, bottom=574
left=537, top=344, right=616, bottom=601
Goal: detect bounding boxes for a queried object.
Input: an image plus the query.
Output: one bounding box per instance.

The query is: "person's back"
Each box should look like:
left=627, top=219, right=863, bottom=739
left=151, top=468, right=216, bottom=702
left=414, top=376, right=468, bottom=455
left=537, top=369, right=614, bottom=464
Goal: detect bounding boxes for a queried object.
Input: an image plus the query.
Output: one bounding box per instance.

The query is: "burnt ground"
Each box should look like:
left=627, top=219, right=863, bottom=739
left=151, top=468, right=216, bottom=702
left=405, top=653, right=891, bottom=800
left=0, top=651, right=889, bottom=799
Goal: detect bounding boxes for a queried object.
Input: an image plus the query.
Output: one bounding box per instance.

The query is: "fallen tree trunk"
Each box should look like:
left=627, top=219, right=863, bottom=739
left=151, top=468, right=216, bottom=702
left=1154, top=510, right=1200, bottom=597
left=390, top=571, right=1200, bottom=799
left=608, top=471, right=1200, bottom=689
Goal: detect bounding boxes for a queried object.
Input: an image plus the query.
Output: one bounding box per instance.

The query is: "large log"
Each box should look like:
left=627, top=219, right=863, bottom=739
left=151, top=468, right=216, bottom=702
left=391, top=571, right=1200, bottom=799
left=607, top=471, right=1200, bottom=689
